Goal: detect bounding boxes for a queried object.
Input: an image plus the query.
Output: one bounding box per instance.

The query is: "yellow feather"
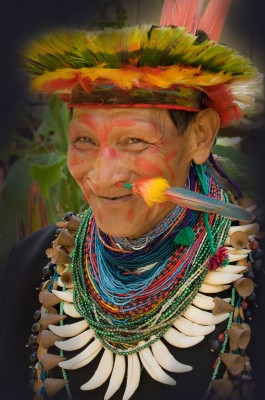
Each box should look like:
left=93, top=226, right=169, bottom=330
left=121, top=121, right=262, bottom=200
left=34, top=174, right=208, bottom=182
left=31, top=64, right=233, bottom=94
left=81, top=67, right=140, bottom=90
left=133, top=177, right=170, bottom=207
left=32, top=68, right=77, bottom=91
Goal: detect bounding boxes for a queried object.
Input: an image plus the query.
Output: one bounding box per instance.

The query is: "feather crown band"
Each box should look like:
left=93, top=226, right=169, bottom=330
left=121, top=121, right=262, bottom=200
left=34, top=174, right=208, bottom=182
left=23, top=23, right=261, bottom=126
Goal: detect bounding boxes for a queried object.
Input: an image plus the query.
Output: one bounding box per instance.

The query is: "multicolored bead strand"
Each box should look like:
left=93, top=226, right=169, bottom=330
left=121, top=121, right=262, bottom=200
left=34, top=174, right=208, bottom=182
left=71, top=177, right=231, bottom=355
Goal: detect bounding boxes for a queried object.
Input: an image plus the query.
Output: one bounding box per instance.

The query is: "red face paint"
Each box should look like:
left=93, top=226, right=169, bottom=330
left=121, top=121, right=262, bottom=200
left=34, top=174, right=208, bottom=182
left=126, top=209, right=135, bottom=223
left=102, top=147, right=117, bottom=158
left=163, top=149, right=179, bottom=182
left=134, top=158, right=163, bottom=176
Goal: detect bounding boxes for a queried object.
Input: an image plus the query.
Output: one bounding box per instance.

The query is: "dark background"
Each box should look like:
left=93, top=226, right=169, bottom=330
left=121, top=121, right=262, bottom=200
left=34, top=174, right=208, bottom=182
left=0, top=0, right=106, bottom=135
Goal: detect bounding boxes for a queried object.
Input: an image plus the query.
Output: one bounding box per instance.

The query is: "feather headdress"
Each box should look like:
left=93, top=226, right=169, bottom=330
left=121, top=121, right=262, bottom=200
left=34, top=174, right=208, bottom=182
left=23, top=0, right=261, bottom=126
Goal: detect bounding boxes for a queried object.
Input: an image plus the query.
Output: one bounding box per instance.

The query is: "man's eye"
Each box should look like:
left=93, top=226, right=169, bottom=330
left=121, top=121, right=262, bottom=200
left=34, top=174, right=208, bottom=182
left=128, top=138, right=144, bottom=144
left=74, top=137, right=95, bottom=145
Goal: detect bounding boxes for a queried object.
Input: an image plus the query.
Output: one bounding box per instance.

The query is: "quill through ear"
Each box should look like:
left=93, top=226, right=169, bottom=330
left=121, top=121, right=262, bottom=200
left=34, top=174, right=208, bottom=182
left=116, top=177, right=253, bottom=222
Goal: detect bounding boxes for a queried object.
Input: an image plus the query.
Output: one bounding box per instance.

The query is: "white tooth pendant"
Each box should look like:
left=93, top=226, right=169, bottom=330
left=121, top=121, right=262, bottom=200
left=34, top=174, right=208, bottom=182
left=104, top=354, right=126, bottom=400
left=203, top=271, right=242, bottom=285
left=228, top=253, right=248, bottom=263
left=49, top=319, right=89, bottom=338
left=138, top=340, right=176, bottom=385
left=215, top=265, right=247, bottom=273
left=55, top=328, right=94, bottom=351
left=58, top=338, right=102, bottom=370
left=192, top=293, right=215, bottom=310
left=81, top=349, right=114, bottom=390
left=163, top=327, right=204, bottom=347
left=52, top=289, right=74, bottom=303
left=192, top=293, right=231, bottom=311
left=173, top=316, right=215, bottom=336
left=183, top=305, right=229, bottom=325
left=123, top=353, right=141, bottom=400
left=63, top=302, right=82, bottom=318
left=199, top=283, right=231, bottom=293
left=225, top=247, right=251, bottom=255
left=150, top=336, right=192, bottom=373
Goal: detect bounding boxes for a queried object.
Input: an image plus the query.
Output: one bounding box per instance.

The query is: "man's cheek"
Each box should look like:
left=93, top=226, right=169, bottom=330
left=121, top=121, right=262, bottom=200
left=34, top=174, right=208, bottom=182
left=134, top=157, right=163, bottom=176
left=82, top=187, right=92, bottom=202
left=162, top=150, right=180, bottom=182
left=67, top=153, right=89, bottom=176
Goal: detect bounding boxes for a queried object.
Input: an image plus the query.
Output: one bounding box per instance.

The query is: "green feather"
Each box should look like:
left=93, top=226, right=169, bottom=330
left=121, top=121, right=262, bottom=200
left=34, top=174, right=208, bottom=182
left=23, top=25, right=257, bottom=78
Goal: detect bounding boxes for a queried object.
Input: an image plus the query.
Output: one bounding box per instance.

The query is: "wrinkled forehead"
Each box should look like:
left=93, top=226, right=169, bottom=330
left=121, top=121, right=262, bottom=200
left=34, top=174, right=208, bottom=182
left=72, top=107, right=167, bottom=120
left=70, top=107, right=176, bottom=132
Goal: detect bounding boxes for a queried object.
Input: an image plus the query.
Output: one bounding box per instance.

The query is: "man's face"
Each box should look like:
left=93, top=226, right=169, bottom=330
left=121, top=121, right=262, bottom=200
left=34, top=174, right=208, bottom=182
left=67, top=108, right=196, bottom=238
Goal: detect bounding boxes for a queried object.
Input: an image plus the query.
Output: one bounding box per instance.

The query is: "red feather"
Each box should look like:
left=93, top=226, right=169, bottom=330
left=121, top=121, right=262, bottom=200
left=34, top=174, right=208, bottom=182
left=160, top=0, right=204, bottom=33
left=198, top=0, right=232, bottom=40
left=204, top=84, right=242, bottom=127
left=42, top=77, right=78, bottom=93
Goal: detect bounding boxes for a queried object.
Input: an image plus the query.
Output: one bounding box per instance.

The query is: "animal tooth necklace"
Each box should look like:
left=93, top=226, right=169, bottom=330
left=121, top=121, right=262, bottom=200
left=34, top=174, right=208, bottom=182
left=32, top=168, right=261, bottom=400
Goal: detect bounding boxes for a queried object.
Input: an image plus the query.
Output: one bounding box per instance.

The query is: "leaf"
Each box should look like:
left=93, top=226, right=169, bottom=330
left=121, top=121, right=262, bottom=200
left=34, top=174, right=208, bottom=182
left=57, top=166, right=86, bottom=214
left=48, top=96, right=70, bottom=153
left=29, top=156, right=66, bottom=198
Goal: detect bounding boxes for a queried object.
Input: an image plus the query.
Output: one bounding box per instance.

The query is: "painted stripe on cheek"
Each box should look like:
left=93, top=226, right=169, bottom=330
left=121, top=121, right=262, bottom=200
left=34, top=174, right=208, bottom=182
left=135, top=158, right=163, bottom=175
left=164, top=150, right=179, bottom=182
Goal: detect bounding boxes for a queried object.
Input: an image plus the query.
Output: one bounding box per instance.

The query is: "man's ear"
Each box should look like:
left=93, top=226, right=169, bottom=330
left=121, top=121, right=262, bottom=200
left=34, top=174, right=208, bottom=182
left=191, top=109, right=220, bottom=165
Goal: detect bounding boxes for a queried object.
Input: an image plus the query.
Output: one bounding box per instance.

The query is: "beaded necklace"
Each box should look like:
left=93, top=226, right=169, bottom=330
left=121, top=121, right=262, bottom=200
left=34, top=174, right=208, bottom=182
left=71, top=176, right=231, bottom=354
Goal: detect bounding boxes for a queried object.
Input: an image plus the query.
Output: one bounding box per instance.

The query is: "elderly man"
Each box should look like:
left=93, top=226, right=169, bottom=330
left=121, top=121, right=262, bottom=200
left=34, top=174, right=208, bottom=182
left=1, top=1, right=264, bottom=400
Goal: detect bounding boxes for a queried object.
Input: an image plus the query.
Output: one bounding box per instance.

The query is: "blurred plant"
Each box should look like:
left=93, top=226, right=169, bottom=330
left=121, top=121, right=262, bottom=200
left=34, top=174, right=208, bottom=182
left=0, top=96, right=87, bottom=269
left=213, top=139, right=261, bottom=200
left=16, top=96, right=86, bottom=222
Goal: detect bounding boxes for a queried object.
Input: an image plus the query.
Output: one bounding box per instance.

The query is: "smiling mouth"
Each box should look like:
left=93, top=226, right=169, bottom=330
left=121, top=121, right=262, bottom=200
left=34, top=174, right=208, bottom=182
left=98, top=194, right=133, bottom=201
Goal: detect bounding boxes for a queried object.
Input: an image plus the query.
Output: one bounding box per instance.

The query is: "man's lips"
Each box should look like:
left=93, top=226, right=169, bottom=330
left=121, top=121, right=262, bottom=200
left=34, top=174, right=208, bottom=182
left=96, top=194, right=134, bottom=203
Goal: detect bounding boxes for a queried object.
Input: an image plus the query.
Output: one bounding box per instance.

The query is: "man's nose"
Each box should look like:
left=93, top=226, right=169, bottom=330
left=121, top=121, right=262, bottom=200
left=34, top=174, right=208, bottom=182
left=88, top=147, right=128, bottom=187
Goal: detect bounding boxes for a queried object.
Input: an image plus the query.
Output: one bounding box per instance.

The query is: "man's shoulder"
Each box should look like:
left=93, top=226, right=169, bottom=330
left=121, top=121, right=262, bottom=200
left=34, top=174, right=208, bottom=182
left=2, top=224, right=58, bottom=278
left=15, top=224, right=58, bottom=249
